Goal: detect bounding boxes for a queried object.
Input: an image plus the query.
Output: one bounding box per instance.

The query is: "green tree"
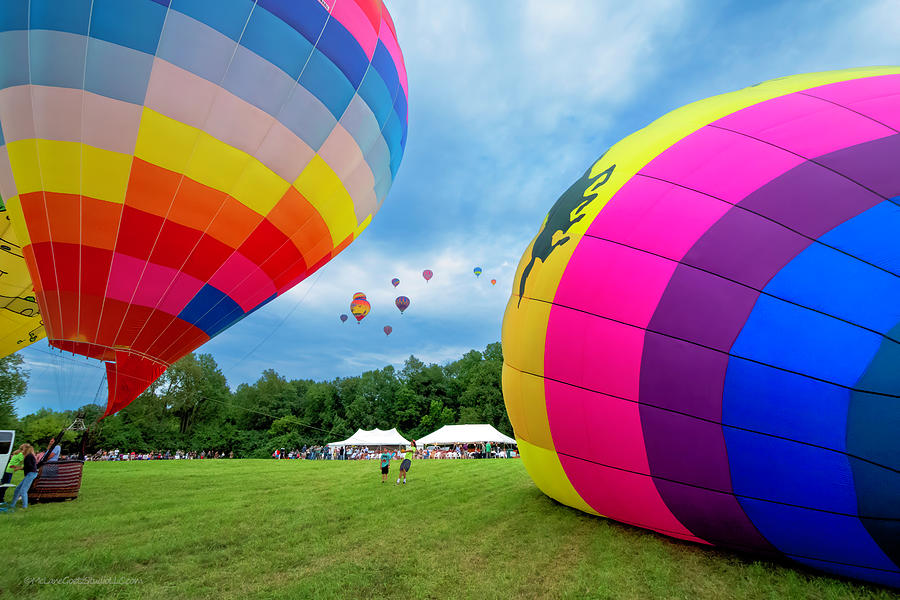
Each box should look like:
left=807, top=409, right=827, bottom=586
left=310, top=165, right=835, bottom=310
left=0, top=353, right=28, bottom=429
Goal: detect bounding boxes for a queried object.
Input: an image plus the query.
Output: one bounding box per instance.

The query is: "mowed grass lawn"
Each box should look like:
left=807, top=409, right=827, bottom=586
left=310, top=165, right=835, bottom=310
left=0, top=459, right=895, bottom=600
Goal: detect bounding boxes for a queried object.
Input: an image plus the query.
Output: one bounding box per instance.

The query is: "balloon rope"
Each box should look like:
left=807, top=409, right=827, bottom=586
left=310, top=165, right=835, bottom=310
left=225, top=268, right=325, bottom=372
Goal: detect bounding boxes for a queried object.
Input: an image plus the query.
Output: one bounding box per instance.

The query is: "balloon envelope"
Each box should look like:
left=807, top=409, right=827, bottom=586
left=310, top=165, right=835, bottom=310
left=490, top=279, right=496, bottom=285
left=391, top=278, right=400, bottom=288
left=0, top=203, right=45, bottom=357
left=350, top=298, right=370, bottom=323
left=395, top=296, right=410, bottom=313
left=474, top=267, right=482, bottom=277
left=422, top=270, right=433, bottom=281
left=339, top=314, right=348, bottom=323
left=353, top=292, right=368, bottom=301
left=502, top=67, right=900, bottom=587
left=0, top=0, right=408, bottom=416
left=383, top=325, right=392, bottom=336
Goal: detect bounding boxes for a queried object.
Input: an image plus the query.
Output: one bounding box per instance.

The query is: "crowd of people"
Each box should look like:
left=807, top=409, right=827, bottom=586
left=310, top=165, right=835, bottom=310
left=272, top=442, right=518, bottom=461
left=86, top=449, right=234, bottom=461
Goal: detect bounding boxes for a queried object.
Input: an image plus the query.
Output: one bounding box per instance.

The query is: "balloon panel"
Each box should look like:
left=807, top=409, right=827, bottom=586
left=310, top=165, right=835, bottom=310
left=0, top=0, right=407, bottom=415
left=0, top=199, right=45, bottom=356
left=502, top=67, right=900, bottom=587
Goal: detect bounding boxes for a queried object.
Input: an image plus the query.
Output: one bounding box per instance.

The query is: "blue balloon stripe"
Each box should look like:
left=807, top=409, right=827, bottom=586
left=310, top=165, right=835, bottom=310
left=90, top=0, right=168, bottom=56
left=169, top=0, right=254, bottom=42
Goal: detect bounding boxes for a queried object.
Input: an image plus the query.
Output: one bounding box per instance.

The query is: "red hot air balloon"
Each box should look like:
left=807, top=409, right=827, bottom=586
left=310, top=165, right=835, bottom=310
left=395, top=296, right=410, bottom=314
left=491, top=279, right=497, bottom=285
left=391, top=278, right=400, bottom=287
left=383, top=325, right=392, bottom=336
left=422, top=270, right=433, bottom=282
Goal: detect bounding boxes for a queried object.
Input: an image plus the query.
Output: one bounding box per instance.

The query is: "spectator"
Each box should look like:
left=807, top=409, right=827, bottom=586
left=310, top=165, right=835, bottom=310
left=9, top=444, right=38, bottom=509
left=1, top=446, right=23, bottom=503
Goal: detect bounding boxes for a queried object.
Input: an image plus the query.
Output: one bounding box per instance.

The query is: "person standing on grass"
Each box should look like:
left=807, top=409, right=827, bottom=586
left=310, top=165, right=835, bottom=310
left=396, top=440, right=415, bottom=485
left=9, top=444, right=38, bottom=509
left=485, top=441, right=492, bottom=458
left=380, top=447, right=391, bottom=483
left=1, top=447, right=23, bottom=503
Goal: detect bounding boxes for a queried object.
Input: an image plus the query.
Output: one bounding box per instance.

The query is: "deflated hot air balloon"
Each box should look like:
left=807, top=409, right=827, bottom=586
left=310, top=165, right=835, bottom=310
left=350, top=295, right=370, bottom=323
left=0, top=0, right=408, bottom=416
left=391, top=277, right=400, bottom=288
left=474, top=267, right=482, bottom=277
left=340, top=314, right=348, bottom=323
left=502, top=67, right=900, bottom=588
left=395, top=295, right=409, bottom=314
left=422, top=270, right=433, bottom=282
left=383, top=325, right=392, bottom=336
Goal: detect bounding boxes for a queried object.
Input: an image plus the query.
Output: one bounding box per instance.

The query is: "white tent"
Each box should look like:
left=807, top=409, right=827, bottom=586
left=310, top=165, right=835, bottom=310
left=417, top=424, right=517, bottom=446
left=327, top=428, right=410, bottom=447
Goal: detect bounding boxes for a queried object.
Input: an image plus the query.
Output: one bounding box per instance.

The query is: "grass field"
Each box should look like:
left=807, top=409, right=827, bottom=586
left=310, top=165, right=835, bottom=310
left=0, top=459, right=895, bottom=600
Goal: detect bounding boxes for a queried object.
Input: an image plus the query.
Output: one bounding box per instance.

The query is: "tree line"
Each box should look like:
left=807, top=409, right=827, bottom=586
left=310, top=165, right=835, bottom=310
left=0, top=343, right=511, bottom=458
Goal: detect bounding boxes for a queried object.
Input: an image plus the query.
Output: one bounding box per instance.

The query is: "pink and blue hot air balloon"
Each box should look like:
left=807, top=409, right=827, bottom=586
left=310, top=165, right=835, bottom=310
left=503, top=67, right=900, bottom=588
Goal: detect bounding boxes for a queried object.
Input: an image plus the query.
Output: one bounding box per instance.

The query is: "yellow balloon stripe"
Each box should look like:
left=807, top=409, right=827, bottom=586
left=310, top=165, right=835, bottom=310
left=294, top=154, right=358, bottom=247
left=6, top=139, right=132, bottom=204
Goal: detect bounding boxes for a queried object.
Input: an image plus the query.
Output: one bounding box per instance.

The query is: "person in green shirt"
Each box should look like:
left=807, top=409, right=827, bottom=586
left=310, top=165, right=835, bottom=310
left=379, top=447, right=391, bottom=483
left=396, top=441, right=416, bottom=485
left=1, top=449, right=24, bottom=503
left=485, top=441, right=492, bottom=458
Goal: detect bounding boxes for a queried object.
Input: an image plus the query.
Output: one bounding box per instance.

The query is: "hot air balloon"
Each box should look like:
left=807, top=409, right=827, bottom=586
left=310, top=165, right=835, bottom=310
left=340, top=314, right=348, bottom=323
left=0, top=0, right=408, bottom=416
left=503, top=67, right=900, bottom=588
left=0, top=202, right=45, bottom=356
left=383, top=325, right=392, bottom=336
left=353, top=292, right=368, bottom=301
left=350, top=296, right=370, bottom=324
left=395, top=296, right=410, bottom=314
left=474, top=267, right=482, bottom=277
left=422, top=270, right=433, bottom=282
left=490, top=279, right=497, bottom=286
left=391, top=278, right=400, bottom=288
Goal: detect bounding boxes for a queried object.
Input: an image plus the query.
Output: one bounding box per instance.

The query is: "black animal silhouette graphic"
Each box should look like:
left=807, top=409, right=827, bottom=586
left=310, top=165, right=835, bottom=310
left=517, top=159, right=615, bottom=307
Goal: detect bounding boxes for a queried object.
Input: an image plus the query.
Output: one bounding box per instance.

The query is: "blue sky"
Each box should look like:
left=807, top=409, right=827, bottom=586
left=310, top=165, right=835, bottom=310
left=15, top=0, right=900, bottom=416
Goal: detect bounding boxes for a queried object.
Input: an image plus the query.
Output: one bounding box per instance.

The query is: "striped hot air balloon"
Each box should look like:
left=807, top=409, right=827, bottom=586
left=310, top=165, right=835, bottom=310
left=0, top=0, right=408, bottom=416
left=503, top=67, right=900, bottom=587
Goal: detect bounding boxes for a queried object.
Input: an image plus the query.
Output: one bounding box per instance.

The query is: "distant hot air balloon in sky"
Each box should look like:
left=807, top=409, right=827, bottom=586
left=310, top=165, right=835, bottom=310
left=422, top=269, right=433, bottom=282
left=395, top=296, right=410, bottom=314
left=383, top=325, right=392, bottom=336
left=0, top=0, right=409, bottom=417
left=391, top=278, right=400, bottom=288
left=491, top=279, right=497, bottom=286
left=353, top=292, right=367, bottom=300
left=474, top=267, right=483, bottom=277
left=339, top=314, right=348, bottom=323
left=503, top=67, right=900, bottom=588
left=350, top=296, right=370, bottom=324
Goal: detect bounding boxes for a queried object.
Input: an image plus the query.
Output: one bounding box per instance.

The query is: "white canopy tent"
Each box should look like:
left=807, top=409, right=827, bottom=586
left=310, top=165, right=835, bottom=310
left=417, top=424, right=517, bottom=446
left=327, top=428, right=410, bottom=447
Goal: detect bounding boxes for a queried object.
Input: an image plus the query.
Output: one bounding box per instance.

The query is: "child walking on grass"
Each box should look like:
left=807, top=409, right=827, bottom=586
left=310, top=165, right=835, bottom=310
left=380, top=447, right=391, bottom=483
